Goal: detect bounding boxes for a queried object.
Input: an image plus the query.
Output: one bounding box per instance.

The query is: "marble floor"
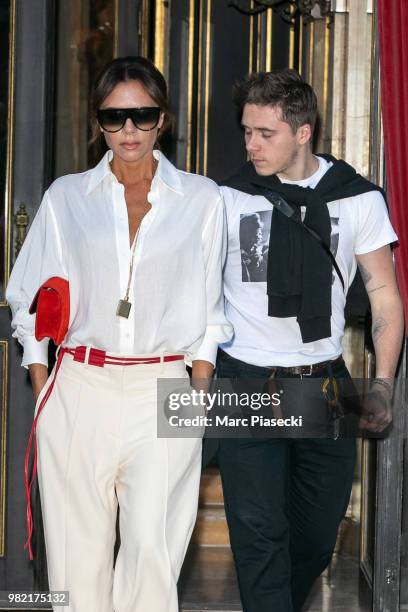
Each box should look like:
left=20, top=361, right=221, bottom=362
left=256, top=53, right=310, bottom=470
left=179, top=546, right=372, bottom=612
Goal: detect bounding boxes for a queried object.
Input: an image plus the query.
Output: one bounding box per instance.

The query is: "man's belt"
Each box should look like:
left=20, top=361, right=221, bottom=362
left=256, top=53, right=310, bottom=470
left=268, top=355, right=344, bottom=377
left=219, top=349, right=344, bottom=377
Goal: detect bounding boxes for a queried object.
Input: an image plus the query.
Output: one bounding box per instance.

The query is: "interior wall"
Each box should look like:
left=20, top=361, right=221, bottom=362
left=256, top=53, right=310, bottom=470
left=53, top=0, right=117, bottom=179
left=143, top=0, right=301, bottom=182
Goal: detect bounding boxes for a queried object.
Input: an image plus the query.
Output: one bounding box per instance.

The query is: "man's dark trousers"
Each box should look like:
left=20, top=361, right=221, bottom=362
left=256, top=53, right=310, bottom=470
left=214, top=349, right=357, bottom=612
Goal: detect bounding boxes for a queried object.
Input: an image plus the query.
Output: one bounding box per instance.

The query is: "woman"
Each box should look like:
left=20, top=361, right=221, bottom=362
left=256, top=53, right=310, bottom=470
left=6, top=56, right=232, bottom=612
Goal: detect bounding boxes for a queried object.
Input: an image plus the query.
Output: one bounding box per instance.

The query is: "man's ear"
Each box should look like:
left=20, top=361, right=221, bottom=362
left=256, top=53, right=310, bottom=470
left=297, top=123, right=312, bottom=146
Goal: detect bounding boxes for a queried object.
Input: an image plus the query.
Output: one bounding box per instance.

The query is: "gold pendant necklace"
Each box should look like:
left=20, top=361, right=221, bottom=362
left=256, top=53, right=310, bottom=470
left=116, top=298, right=132, bottom=319
left=116, top=224, right=141, bottom=319
left=112, top=155, right=157, bottom=319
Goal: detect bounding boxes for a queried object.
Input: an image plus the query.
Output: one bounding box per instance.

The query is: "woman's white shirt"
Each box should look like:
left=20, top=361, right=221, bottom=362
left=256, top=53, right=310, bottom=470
left=6, top=149, right=233, bottom=367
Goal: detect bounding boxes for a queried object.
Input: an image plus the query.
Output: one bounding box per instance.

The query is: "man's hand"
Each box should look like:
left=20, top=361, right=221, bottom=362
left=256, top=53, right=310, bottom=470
left=357, top=246, right=403, bottom=433
left=360, top=378, right=393, bottom=433
left=28, top=363, right=48, bottom=401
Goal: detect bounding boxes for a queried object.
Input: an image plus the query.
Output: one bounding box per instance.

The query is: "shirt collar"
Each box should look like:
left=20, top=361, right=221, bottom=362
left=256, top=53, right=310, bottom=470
left=85, top=148, right=184, bottom=196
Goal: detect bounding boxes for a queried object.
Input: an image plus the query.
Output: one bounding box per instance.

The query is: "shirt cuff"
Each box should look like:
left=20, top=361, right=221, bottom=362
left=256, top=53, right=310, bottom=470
left=21, top=336, right=49, bottom=369
left=191, top=336, right=219, bottom=367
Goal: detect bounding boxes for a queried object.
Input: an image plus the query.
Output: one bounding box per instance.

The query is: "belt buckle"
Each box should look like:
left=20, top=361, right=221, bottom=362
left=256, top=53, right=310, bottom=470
left=88, top=348, right=106, bottom=367
left=73, top=346, right=86, bottom=363
left=301, top=364, right=314, bottom=378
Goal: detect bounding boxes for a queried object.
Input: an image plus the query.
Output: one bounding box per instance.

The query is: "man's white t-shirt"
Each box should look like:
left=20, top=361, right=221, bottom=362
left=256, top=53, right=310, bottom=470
left=220, top=156, right=398, bottom=367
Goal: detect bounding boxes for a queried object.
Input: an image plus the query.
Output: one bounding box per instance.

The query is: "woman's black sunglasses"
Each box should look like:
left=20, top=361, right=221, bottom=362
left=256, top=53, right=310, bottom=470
left=97, top=107, right=161, bottom=132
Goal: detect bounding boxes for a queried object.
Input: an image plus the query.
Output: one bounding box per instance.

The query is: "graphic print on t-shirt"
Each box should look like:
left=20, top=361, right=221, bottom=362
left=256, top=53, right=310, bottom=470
left=240, top=211, right=271, bottom=282
left=330, top=216, right=339, bottom=285
left=239, top=211, right=340, bottom=283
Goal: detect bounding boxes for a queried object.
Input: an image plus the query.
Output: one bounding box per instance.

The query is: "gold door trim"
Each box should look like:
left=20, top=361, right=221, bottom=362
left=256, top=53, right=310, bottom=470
left=323, top=16, right=331, bottom=124
left=203, top=0, right=212, bottom=176
left=249, top=8, right=261, bottom=73
left=193, top=0, right=212, bottom=176
left=186, top=0, right=196, bottom=172
left=289, top=23, right=295, bottom=69
left=308, top=20, right=315, bottom=80
left=360, top=347, right=376, bottom=586
left=265, top=9, right=273, bottom=71
left=369, top=3, right=383, bottom=185
left=0, top=341, right=8, bottom=556
left=113, top=0, right=119, bottom=57
left=154, top=0, right=169, bottom=77
left=2, top=0, right=16, bottom=307
left=196, top=0, right=204, bottom=172
left=249, top=10, right=254, bottom=72
left=298, top=15, right=303, bottom=74
left=13, top=202, right=29, bottom=259
left=139, top=0, right=151, bottom=58
left=256, top=13, right=261, bottom=71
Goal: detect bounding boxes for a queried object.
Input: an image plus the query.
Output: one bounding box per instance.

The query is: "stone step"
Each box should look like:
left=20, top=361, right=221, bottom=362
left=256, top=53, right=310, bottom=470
left=199, top=467, right=224, bottom=507
left=192, top=506, right=230, bottom=547
left=179, top=546, right=240, bottom=610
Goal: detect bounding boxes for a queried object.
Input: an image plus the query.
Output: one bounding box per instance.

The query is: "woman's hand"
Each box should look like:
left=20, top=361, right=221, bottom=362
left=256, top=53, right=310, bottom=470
left=191, top=360, right=214, bottom=396
left=28, top=363, right=49, bottom=400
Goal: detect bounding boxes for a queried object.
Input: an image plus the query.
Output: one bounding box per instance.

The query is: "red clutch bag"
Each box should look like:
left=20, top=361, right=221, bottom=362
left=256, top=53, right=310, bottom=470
left=29, top=277, right=70, bottom=345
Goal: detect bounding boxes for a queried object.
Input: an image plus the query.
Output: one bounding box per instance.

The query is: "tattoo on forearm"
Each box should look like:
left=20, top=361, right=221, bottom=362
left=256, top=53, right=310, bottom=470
left=368, top=284, right=387, bottom=294
left=372, top=317, right=388, bottom=341
left=359, top=263, right=372, bottom=285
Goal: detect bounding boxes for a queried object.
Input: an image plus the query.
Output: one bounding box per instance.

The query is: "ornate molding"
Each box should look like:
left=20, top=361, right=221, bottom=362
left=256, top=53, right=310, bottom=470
left=14, top=203, right=29, bottom=258
left=229, top=0, right=332, bottom=23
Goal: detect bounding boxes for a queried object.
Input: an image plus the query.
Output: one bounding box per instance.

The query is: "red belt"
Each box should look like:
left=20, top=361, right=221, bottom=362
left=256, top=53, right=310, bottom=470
left=24, top=347, right=184, bottom=560
left=62, top=346, right=184, bottom=367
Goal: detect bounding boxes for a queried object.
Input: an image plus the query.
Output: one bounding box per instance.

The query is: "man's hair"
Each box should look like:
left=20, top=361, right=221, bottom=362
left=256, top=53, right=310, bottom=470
left=233, top=69, right=318, bottom=134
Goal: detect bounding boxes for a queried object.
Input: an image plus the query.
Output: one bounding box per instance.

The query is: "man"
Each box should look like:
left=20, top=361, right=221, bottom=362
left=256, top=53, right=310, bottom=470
left=213, top=69, right=404, bottom=611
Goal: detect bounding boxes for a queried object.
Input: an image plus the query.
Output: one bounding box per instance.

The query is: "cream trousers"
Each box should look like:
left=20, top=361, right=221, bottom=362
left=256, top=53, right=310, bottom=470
left=35, top=353, right=202, bottom=612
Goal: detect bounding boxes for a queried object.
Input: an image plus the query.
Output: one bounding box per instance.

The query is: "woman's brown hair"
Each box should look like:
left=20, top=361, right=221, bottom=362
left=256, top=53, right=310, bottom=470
left=89, top=56, right=171, bottom=152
